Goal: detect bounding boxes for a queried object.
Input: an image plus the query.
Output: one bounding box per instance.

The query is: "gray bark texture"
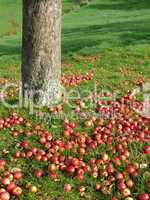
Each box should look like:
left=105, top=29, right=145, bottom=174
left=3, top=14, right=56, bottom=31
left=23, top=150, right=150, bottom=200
left=22, top=0, right=61, bottom=106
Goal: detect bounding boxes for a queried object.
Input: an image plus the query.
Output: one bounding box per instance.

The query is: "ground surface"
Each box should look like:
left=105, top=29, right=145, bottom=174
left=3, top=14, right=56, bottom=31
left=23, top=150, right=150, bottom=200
left=0, top=0, right=150, bottom=200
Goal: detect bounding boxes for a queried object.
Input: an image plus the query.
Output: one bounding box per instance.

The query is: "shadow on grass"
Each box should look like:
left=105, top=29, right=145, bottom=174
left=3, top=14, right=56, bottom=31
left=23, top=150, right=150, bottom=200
left=0, top=44, right=20, bottom=56
left=62, top=18, right=150, bottom=54
left=62, top=38, right=102, bottom=54
left=0, top=18, right=150, bottom=57
left=67, top=0, right=80, bottom=5
left=89, top=0, right=150, bottom=11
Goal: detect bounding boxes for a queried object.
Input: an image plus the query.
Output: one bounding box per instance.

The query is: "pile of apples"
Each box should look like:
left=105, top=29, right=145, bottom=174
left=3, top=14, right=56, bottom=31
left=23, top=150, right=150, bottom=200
left=0, top=160, right=23, bottom=200
left=0, top=159, right=39, bottom=200
left=61, top=72, right=93, bottom=86
left=0, top=113, right=23, bottom=129
left=0, top=72, right=94, bottom=101
left=0, top=89, right=150, bottom=199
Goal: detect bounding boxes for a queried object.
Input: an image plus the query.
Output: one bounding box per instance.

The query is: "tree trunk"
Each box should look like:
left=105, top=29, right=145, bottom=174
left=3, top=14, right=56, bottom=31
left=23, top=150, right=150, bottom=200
left=22, top=0, right=61, bottom=106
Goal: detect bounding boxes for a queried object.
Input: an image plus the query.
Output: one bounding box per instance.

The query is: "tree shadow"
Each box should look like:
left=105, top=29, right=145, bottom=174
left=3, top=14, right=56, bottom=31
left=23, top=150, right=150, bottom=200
left=62, top=38, right=102, bottom=54
left=0, top=3, right=150, bottom=58
left=67, top=0, right=80, bottom=5
left=89, top=0, right=150, bottom=11
left=0, top=44, right=21, bottom=57
left=62, top=18, right=150, bottom=54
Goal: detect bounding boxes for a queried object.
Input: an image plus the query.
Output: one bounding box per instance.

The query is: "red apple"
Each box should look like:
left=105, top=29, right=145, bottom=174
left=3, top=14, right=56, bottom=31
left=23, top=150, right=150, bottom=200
left=0, top=192, right=10, bottom=200
left=66, top=165, right=75, bottom=175
left=64, top=184, right=72, bottom=192
left=138, top=194, right=149, bottom=200
left=1, top=178, right=10, bottom=186
left=143, top=146, right=150, bottom=155
left=6, top=182, right=16, bottom=192
left=35, top=169, right=43, bottom=177
left=12, top=187, right=22, bottom=196
left=14, top=171, right=23, bottom=180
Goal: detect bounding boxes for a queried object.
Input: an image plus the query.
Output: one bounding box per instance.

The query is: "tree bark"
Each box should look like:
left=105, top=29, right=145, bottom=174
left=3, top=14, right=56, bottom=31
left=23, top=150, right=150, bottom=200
left=22, top=0, right=61, bottom=106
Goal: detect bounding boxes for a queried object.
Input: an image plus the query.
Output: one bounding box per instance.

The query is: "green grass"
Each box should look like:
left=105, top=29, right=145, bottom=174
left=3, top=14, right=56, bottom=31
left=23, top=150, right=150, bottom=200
left=0, top=0, right=150, bottom=85
left=0, top=0, right=150, bottom=200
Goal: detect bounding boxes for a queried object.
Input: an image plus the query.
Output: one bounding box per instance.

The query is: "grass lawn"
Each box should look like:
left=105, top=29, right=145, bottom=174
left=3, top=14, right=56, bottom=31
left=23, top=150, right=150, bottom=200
left=0, top=0, right=150, bottom=200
